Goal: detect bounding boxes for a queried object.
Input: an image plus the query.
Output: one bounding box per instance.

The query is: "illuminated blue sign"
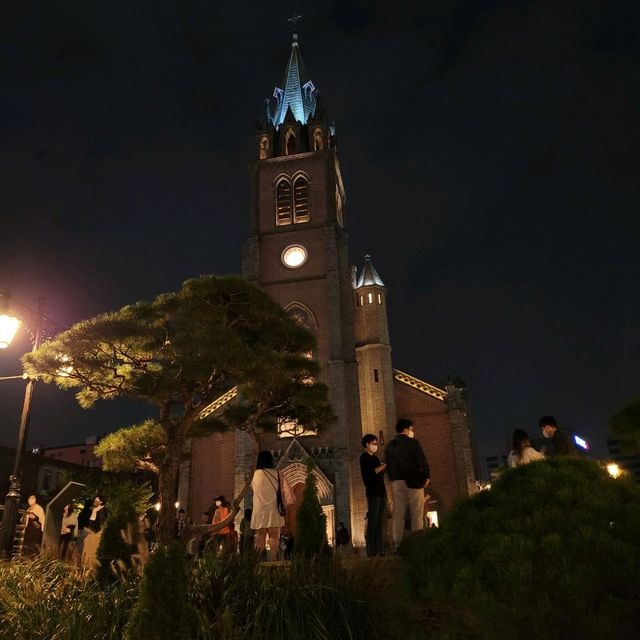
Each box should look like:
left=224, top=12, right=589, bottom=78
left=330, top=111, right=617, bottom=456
left=574, top=435, right=589, bottom=450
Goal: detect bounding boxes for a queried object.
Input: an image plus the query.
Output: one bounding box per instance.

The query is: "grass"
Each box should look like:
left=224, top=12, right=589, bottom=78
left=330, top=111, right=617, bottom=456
left=0, top=553, right=424, bottom=640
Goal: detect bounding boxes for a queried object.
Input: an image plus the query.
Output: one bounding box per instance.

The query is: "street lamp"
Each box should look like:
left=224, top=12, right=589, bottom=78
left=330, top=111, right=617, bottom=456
left=0, top=293, right=47, bottom=558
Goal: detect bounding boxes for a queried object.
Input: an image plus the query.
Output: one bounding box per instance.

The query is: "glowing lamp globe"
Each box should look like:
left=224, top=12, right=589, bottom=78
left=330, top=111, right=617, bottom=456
left=606, top=463, right=621, bottom=479
left=0, top=315, right=21, bottom=349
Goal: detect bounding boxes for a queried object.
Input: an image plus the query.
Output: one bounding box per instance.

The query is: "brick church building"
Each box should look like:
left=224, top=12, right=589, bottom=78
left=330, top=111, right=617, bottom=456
left=180, top=31, right=476, bottom=547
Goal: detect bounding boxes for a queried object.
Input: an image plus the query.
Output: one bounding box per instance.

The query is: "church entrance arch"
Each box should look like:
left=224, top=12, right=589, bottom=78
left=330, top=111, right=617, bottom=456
left=276, top=459, right=335, bottom=545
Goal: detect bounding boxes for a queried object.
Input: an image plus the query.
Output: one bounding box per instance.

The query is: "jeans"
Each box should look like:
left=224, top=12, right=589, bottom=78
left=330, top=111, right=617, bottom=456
left=390, top=480, right=425, bottom=546
left=365, top=495, right=386, bottom=557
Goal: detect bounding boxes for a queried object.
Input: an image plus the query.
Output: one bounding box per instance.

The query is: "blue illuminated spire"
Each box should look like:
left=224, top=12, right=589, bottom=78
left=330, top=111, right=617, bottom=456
left=270, top=33, right=317, bottom=128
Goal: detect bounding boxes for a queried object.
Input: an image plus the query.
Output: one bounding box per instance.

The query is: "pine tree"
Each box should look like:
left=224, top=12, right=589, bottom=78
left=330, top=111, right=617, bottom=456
left=24, top=275, right=334, bottom=543
left=295, top=460, right=329, bottom=557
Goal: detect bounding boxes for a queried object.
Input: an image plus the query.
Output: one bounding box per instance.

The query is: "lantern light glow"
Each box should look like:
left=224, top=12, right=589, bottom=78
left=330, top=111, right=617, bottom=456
left=0, top=315, right=21, bottom=349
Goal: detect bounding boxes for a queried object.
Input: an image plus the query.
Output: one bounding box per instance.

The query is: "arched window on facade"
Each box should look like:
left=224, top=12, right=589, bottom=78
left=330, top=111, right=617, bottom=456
left=285, top=129, right=296, bottom=156
left=259, top=136, right=269, bottom=160
left=293, top=176, right=310, bottom=223
left=276, top=178, right=292, bottom=225
left=335, top=186, right=344, bottom=227
left=313, top=128, right=323, bottom=151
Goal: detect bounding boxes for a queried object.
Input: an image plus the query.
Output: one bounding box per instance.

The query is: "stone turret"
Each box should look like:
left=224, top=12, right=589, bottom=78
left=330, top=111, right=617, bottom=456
left=354, top=255, right=397, bottom=448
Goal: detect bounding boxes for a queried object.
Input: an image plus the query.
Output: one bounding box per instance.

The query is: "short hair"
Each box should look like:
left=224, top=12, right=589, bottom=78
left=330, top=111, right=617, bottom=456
left=256, top=450, right=275, bottom=469
left=361, top=433, right=378, bottom=447
left=539, top=415, right=557, bottom=429
left=396, top=418, right=413, bottom=433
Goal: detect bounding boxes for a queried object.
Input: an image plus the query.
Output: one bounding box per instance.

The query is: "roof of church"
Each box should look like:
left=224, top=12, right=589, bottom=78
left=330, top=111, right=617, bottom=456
left=197, top=369, right=448, bottom=421
left=356, top=255, right=385, bottom=288
left=269, top=33, right=317, bottom=127
left=393, top=369, right=448, bottom=402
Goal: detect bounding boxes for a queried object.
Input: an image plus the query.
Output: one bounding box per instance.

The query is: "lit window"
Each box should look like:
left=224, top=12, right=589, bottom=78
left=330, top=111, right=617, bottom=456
left=277, top=417, right=317, bottom=438
left=276, top=179, right=292, bottom=225
left=378, top=293, right=382, bottom=304
left=293, top=176, right=309, bottom=223
left=368, top=293, right=373, bottom=304
left=359, top=296, right=363, bottom=306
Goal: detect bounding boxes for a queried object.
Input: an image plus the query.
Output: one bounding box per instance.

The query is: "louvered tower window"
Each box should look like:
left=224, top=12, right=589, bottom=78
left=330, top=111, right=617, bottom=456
left=293, top=176, right=309, bottom=223
left=276, top=179, right=292, bottom=225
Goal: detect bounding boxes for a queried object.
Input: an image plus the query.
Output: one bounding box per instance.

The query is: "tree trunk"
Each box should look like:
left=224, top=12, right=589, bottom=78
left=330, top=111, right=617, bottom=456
left=156, top=426, right=184, bottom=545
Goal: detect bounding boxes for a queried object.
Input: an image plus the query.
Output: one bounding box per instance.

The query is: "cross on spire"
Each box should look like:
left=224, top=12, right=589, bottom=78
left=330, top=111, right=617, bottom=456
left=287, top=11, right=302, bottom=40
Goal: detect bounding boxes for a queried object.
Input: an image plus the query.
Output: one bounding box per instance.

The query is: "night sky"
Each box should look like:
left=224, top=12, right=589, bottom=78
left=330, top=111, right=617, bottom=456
left=1, top=1, right=638, bottom=466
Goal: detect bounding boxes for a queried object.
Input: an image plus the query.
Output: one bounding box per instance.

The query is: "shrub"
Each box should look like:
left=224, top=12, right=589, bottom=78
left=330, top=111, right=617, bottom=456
left=97, top=479, right=152, bottom=582
left=295, top=461, right=329, bottom=557
left=0, top=558, right=138, bottom=640
left=400, top=457, right=640, bottom=639
left=125, top=541, right=199, bottom=640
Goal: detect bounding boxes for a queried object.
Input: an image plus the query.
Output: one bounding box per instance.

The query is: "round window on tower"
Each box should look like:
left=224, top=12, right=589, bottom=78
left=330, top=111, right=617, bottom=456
left=281, top=244, right=308, bottom=268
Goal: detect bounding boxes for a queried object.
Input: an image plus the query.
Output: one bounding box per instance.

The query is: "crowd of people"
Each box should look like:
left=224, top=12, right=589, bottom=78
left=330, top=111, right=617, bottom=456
left=359, top=414, right=575, bottom=557
left=14, top=414, right=573, bottom=564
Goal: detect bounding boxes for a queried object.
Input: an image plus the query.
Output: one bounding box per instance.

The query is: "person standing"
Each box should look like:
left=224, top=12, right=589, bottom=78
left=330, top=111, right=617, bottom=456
left=211, top=496, right=231, bottom=554
left=385, top=418, right=430, bottom=548
left=239, top=508, right=255, bottom=554
left=507, top=429, right=545, bottom=467
left=82, top=495, right=107, bottom=570
left=250, top=450, right=291, bottom=561
left=360, top=434, right=387, bottom=557
left=22, top=494, right=46, bottom=557
left=539, top=416, right=575, bottom=457
left=59, top=503, right=78, bottom=561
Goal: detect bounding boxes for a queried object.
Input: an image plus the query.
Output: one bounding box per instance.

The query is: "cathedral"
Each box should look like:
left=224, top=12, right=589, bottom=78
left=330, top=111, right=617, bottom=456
left=180, top=31, right=476, bottom=547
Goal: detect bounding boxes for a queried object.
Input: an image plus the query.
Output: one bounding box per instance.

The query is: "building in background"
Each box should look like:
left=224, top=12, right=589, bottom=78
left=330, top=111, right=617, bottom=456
left=607, top=439, right=640, bottom=480
left=41, top=435, right=102, bottom=468
left=183, top=31, right=476, bottom=547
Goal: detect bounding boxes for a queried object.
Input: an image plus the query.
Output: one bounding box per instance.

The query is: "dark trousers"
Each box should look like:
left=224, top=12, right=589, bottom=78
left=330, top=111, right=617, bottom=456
left=365, top=495, right=386, bottom=557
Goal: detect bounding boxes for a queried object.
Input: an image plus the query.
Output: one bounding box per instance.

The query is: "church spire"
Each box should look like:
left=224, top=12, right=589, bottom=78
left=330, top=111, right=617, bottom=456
left=269, top=27, right=317, bottom=128
left=356, top=255, right=386, bottom=288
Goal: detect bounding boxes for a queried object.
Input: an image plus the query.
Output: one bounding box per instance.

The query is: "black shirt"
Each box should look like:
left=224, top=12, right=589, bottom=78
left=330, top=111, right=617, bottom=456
left=551, top=429, right=575, bottom=457
left=360, top=452, right=386, bottom=497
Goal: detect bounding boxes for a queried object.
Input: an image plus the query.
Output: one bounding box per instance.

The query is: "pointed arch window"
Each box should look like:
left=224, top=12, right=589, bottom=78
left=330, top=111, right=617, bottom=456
left=285, top=129, right=296, bottom=156
left=276, top=178, right=292, bottom=225
left=293, top=176, right=309, bottom=223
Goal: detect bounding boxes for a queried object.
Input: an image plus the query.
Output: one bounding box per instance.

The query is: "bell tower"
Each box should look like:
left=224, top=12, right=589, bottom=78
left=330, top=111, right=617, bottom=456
left=242, top=30, right=363, bottom=538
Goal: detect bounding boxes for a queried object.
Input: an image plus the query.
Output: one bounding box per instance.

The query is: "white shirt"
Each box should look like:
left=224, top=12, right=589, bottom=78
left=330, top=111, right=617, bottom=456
left=507, top=446, right=545, bottom=468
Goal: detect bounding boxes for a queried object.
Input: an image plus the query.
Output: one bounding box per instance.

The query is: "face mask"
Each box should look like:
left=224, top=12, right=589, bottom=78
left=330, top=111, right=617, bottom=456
left=407, top=429, right=415, bottom=439
left=369, top=444, right=378, bottom=453
left=215, top=500, right=222, bottom=507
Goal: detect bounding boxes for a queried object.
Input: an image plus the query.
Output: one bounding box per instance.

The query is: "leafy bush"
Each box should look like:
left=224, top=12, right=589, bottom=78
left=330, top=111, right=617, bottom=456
left=125, top=541, right=199, bottom=640
left=0, top=558, right=137, bottom=640
left=400, top=458, right=640, bottom=640
left=295, top=461, right=329, bottom=557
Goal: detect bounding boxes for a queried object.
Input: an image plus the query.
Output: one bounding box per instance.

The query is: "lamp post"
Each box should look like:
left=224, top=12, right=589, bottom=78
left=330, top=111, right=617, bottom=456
left=0, top=294, right=46, bottom=559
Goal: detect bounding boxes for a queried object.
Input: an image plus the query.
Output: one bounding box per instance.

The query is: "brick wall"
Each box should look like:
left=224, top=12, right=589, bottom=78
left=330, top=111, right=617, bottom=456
left=393, top=380, right=460, bottom=513
left=188, top=431, right=236, bottom=519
